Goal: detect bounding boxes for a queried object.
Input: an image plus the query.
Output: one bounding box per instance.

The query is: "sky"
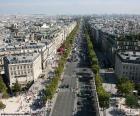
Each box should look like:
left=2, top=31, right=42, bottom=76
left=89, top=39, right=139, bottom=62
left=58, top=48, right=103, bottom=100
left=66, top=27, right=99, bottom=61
left=0, top=0, right=140, bottom=15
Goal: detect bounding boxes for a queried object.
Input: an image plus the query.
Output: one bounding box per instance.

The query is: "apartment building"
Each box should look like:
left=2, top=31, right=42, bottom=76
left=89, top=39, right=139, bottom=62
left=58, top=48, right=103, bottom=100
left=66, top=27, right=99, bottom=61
left=0, top=42, right=48, bottom=70
left=115, top=51, right=140, bottom=82
left=4, top=53, right=42, bottom=87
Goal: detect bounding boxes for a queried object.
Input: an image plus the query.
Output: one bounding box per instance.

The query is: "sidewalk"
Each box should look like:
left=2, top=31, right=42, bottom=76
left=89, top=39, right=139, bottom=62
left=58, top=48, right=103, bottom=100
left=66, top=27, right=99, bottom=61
left=0, top=54, right=59, bottom=115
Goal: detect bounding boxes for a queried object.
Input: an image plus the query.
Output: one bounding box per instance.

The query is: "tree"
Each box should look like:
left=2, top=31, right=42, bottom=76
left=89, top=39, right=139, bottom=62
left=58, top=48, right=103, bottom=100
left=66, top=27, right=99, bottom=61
left=95, top=74, right=102, bottom=87
left=116, top=77, right=129, bottom=85
left=135, top=83, right=140, bottom=91
left=12, top=80, right=21, bottom=93
left=0, top=76, right=8, bottom=98
left=0, top=77, right=7, bottom=93
left=91, top=65, right=99, bottom=75
left=91, top=57, right=98, bottom=65
left=126, top=94, right=138, bottom=108
left=116, top=77, right=134, bottom=96
left=2, top=91, right=9, bottom=99
left=97, top=86, right=110, bottom=108
left=0, top=101, right=6, bottom=109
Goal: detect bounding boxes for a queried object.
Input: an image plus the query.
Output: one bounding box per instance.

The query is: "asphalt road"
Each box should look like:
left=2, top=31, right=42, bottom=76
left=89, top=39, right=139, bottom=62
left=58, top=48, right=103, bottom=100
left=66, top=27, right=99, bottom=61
left=51, top=61, right=77, bottom=116
left=51, top=23, right=97, bottom=116
left=75, top=29, right=97, bottom=116
left=51, top=32, right=79, bottom=116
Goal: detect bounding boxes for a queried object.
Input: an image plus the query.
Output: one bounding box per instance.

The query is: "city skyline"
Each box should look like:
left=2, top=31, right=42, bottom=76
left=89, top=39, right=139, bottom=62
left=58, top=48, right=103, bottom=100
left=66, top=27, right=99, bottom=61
left=0, top=0, right=140, bottom=15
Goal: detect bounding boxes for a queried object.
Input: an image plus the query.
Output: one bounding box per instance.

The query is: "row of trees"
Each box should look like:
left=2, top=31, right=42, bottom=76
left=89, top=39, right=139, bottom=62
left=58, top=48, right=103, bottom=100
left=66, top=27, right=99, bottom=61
left=85, top=31, right=99, bottom=75
left=84, top=26, right=110, bottom=109
left=43, top=23, right=79, bottom=101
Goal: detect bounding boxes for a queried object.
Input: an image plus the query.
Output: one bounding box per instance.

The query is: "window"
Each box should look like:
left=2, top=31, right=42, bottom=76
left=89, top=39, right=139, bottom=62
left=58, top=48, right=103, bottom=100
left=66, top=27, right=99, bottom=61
left=123, top=65, right=125, bottom=69
left=18, top=71, right=20, bottom=75
left=126, top=72, right=127, bottom=75
left=126, top=65, right=128, bottom=69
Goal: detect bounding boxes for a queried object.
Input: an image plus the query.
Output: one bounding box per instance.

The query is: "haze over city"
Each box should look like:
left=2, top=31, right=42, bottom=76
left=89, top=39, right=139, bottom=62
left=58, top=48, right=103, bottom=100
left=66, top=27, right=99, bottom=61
left=0, top=0, right=140, bottom=15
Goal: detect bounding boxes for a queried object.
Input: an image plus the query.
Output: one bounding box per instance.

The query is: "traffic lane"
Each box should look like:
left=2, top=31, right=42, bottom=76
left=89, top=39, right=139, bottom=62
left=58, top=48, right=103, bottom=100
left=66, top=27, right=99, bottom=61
left=75, top=38, right=97, bottom=115
left=51, top=57, right=78, bottom=116
left=51, top=26, right=86, bottom=116
left=60, top=91, right=74, bottom=116
left=62, top=66, right=77, bottom=88
left=77, top=82, right=96, bottom=116
left=51, top=91, right=75, bottom=116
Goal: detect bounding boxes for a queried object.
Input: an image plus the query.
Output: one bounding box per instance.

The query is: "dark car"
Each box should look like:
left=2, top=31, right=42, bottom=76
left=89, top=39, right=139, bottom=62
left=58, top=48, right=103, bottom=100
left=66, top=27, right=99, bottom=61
left=77, top=101, right=82, bottom=105
left=65, top=84, right=69, bottom=88
left=67, top=58, right=71, bottom=62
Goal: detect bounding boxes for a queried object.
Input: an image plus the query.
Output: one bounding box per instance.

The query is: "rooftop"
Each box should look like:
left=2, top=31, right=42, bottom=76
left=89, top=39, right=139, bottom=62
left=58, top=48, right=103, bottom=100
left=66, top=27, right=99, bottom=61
left=118, top=51, right=140, bottom=64
left=5, top=53, right=40, bottom=64
left=0, top=42, right=46, bottom=52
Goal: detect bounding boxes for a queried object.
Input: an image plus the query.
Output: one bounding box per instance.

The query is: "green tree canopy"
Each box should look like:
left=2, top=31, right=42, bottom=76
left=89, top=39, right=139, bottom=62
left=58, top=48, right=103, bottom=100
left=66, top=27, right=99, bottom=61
left=91, top=57, right=98, bottom=65
left=12, top=80, right=21, bottom=93
left=126, top=94, right=139, bottom=108
left=95, top=74, right=103, bottom=87
left=135, top=83, right=140, bottom=91
left=116, top=77, right=134, bottom=96
left=0, top=101, right=6, bottom=109
left=0, top=77, right=7, bottom=93
left=97, top=86, right=110, bottom=108
left=91, top=65, right=99, bottom=75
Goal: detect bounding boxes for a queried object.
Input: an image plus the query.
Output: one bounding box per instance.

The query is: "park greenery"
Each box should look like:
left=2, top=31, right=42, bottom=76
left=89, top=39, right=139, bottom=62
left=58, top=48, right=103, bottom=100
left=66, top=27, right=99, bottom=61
left=125, top=94, right=139, bottom=108
left=84, top=24, right=110, bottom=108
left=44, top=22, right=79, bottom=101
left=116, top=77, right=140, bottom=108
left=116, top=77, right=134, bottom=96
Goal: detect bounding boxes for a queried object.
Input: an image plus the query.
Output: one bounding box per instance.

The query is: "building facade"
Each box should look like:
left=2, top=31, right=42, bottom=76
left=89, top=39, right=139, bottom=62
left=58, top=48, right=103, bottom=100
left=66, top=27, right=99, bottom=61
left=4, top=53, right=42, bottom=87
left=115, top=51, right=140, bottom=82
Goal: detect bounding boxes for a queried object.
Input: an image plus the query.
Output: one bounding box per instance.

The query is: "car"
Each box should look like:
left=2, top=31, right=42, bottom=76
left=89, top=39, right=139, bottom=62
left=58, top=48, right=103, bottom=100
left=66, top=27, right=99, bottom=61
left=77, top=101, right=82, bottom=105
left=73, top=58, right=78, bottom=62
left=83, top=68, right=87, bottom=71
left=59, top=85, right=64, bottom=88
left=65, top=84, right=69, bottom=88
left=67, top=58, right=71, bottom=62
